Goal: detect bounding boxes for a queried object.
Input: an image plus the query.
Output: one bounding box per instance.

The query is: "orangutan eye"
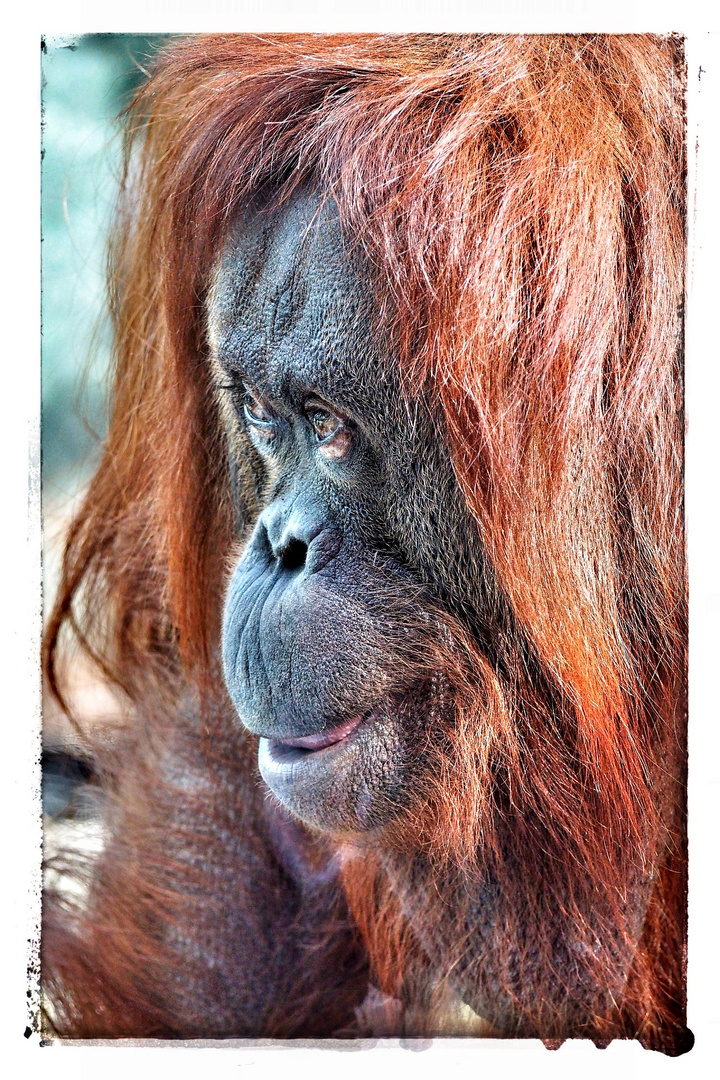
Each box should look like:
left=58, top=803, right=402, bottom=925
left=304, top=400, right=354, bottom=460
left=242, top=387, right=275, bottom=429
left=306, top=405, right=344, bottom=443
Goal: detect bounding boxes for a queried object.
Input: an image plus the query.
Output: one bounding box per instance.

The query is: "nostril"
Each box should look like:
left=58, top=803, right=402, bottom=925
left=279, top=538, right=308, bottom=571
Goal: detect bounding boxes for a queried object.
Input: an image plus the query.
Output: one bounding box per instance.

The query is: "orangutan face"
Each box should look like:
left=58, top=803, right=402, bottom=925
left=210, top=190, right=484, bottom=833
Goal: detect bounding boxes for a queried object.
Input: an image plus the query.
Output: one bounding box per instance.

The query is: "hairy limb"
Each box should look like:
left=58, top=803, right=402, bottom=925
left=43, top=702, right=369, bottom=1038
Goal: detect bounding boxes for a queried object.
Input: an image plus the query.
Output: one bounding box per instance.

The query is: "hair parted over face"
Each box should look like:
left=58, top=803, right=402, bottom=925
left=44, top=34, right=689, bottom=1053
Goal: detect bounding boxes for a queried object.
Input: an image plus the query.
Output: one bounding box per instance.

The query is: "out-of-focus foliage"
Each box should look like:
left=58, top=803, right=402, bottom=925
left=41, top=34, right=171, bottom=490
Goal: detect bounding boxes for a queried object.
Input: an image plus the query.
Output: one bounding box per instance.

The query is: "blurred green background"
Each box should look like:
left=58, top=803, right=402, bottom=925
left=41, top=34, right=172, bottom=497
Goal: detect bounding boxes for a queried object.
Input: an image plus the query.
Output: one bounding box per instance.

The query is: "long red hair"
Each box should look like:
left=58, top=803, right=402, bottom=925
left=45, top=34, right=687, bottom=1050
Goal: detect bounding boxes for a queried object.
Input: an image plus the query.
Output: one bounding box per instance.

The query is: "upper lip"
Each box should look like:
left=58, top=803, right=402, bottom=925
left=270, top=713, right=365, bottom=752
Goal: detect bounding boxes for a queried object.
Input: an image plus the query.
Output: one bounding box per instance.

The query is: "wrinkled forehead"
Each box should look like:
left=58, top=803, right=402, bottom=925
left=207, top=189, right=385, bottom=405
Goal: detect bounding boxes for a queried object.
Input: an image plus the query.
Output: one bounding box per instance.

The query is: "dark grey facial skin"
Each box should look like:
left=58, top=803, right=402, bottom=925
left=208, top=190, right=486, bottom=834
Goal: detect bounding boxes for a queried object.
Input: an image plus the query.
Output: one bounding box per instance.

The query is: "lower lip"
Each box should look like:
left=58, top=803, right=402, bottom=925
left=255, top=693, right=418, bottom=831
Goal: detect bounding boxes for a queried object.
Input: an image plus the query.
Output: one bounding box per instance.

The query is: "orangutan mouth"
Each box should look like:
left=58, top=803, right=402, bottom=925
left=257, top=688, right=427, bottom=830
left=265, top=712, right=368, bottom=762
